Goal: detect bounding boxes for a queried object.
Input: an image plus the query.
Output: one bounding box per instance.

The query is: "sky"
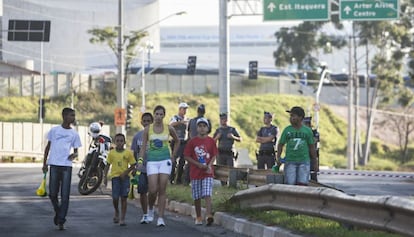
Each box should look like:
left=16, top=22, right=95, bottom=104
left=159, top=0, right=297, bottom=27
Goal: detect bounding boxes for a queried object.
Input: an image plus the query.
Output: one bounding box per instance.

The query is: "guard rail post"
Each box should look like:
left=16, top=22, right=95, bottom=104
left=266, top=174, right=284, bottom=184
left=229, top=168, right=248, bottom=188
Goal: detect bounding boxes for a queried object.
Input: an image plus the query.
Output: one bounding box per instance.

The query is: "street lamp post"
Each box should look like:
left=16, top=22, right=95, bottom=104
left=134, top=12, right=186, bottom=114
left=131, top=11, right=186, bottom=35
left=116, top=0, right=125, bottom=134
left=116, top=8, right=186, bottom=134
left=146, top=41, right=154, bottom=69
left=140, top=41, right=154, bottom=113
left=140, top=46, right=146, bottom=113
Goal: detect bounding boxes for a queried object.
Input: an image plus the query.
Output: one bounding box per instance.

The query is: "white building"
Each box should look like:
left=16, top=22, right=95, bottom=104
left=1, top=0, right=370, bottom=75
left=2, top=0, right=160, bottom=73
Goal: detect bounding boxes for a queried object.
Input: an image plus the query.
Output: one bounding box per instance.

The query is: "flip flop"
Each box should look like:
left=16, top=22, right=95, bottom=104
left=119, top=221, right=126, bottom=226
left=113, top=217, right=119, bottom=223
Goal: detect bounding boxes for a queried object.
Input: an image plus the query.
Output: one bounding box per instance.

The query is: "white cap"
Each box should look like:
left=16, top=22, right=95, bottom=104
left=196, top=117, right=209, bottom=128
left=178, top=102, right=189, bottom=108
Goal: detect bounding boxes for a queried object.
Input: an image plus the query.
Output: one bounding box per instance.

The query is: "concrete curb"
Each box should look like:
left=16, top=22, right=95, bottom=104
left=167, top=200, right=301, bottom=237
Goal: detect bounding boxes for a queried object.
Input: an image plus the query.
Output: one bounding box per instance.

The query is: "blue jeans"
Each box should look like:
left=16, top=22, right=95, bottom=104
left=284, top=161, right=310, bottom=185
left=49, top=165, right=72, bottom=225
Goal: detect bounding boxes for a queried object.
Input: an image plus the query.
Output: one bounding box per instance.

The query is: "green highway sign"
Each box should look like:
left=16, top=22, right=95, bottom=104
left=340, top=0, right=399, bottom=21
left=263, top=0, right=329, bottom=21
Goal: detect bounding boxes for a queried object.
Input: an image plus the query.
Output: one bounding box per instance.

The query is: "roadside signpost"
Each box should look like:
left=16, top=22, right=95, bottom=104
left=8, top=20, right=50, bottom=124
left=263, top=0, right=330, bottom=21
left=340, top=0, right=399, bottom=21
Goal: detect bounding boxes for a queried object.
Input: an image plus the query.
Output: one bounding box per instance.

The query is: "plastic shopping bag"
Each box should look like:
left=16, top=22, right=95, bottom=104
left=36, top=172, right=48, bottom=197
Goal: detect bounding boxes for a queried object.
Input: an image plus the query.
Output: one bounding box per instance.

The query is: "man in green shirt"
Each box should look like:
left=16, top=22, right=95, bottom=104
left=276, top=106, right=317, bottom=185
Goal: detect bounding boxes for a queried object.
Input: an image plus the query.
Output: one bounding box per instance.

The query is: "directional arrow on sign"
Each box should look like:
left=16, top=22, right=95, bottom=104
left=340, top=0, right=398, bottom=21
left=343, top=6, right=352, bottom=15
left=263, top=0, right=329, bottom=21
left=267, top=2, right=276, bottom=13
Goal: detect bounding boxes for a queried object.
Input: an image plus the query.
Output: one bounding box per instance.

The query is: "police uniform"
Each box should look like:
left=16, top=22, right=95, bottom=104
left=213, top=113, right=241, bottom=168
left=169, top=103, right=189, bottom=184
left=256, top=122, right=278, bottom=169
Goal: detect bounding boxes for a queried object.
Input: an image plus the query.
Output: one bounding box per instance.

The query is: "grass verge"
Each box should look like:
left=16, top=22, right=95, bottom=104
left=166, top=184, right=402, bottom=237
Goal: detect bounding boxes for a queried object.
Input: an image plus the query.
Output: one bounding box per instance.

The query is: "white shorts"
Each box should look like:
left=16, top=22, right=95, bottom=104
left=146, top=159, right=172, bottom=176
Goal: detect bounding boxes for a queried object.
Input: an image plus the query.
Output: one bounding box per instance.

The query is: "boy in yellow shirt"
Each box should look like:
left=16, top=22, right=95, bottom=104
left=105, top=133, right=136, bottom=226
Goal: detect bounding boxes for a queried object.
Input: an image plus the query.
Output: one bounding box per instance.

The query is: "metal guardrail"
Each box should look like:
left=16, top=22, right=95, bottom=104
left=214, top=165, right=284, bottom=187
left=215, top=164, right=414, bottom=236
left=229, top=184, right=414, bottom=236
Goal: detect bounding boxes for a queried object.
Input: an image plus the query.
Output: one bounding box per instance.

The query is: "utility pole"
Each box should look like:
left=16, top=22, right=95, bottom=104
left=352, top=25, right=360, bottom=165
left=219, top=0, right=230, bottom=120
left=116, top=0, right=125, bottom=134
left=347, top=34, right=354, bottom=170
left=141, top=46, right=146, bottom=113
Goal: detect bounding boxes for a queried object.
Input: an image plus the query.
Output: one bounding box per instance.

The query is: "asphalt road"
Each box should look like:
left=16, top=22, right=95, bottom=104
left=1, top=164, right=413, bottom=237
left=0, top=166, right=246, bottom=237
left=318, top=169, right=414, bottom=196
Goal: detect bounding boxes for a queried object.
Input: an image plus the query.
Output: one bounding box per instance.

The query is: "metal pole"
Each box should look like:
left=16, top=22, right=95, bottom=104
left=141, top=48, right=146, bottom=113
left=116, top=0, right=125, bottom=134
left=219, top=0, right=230, bottom=120
left=347, top=35, right=354, bottom=170
left=353, top=29, right=360, bottom=165
left=39, top=42, right=43, bottom=124
left=314, top=66, right=328, bottom=130
left=39, top=41, right=45, bottom=153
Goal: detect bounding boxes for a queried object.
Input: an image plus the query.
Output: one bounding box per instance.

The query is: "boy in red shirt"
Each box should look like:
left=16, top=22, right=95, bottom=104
left=184, top=117, right=218, bottom=226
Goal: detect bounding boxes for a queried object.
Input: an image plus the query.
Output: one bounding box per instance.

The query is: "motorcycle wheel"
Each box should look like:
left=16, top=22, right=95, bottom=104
left=78, top=153, right=104, bottom=195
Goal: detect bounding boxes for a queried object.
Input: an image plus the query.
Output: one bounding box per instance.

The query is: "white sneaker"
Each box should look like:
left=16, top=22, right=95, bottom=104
left=147, top=209, right=154, bottom=223
left=195, top=217, right=203, bottom=225
left=140, top=214, right=149, bottom=224
left=157, top=217, right=165, bottom=227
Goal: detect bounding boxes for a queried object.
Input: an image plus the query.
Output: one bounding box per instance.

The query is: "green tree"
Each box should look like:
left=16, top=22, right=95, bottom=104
left=387, top=88, right=414, bottom=163
left=273, top=21, right=346, bottom=83
left=272, top=1, right=414, bottom=166
left=358, top=1, right=414, bottom=164
left=87, top=26, right=148, bottom=87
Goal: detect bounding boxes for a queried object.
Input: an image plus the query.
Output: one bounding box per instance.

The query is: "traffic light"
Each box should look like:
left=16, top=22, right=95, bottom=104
left=38, top=98, right=46, bottom=119
left=126, top=104, right=133, bottom=130
left=186, top=56, right=197, bottom=74
left=248, top=61, right=258, bottom=80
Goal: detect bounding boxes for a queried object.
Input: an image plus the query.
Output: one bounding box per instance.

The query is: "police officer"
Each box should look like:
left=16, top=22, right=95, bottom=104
left=213, top=113, right=242, bottom=171
left=303, top=116, right=320, bottom=182
left=169, top=102, right=189, bottom=184
left=188, top=104, right=211, bottom=139
left=255, top=111, right=279, bottom=169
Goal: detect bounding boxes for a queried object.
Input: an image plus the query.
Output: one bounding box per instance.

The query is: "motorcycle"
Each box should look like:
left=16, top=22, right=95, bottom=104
left=77, top=122, right=112, bottom=195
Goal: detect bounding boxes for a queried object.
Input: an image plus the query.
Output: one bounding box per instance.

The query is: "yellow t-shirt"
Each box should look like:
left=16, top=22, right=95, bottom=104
left=107, top=149, right=136, bottom=178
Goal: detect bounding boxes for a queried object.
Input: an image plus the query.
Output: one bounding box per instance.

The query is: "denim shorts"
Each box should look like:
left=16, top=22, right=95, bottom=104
left=284, top=161, right=310, bottom=185
left=111, top=176, right=130, bottom=199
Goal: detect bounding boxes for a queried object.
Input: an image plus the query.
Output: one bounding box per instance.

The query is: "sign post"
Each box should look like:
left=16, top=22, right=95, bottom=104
left=340, top=0, right=399, bottom=21
left=8, top=20, right=51, bottom=124
left=263, top=0, right=329, bottom=21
